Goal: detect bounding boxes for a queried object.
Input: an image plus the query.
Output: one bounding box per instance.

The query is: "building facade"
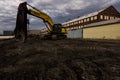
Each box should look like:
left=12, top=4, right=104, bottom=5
left=83, top=19, right=120, bottom=39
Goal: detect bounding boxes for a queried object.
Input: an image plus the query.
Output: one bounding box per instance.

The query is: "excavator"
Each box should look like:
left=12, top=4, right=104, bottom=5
left=14, top=2, right=67, bottom=41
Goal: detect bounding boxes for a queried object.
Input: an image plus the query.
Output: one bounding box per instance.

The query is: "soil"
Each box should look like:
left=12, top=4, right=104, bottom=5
left=0, top=36, right=120, bottom=80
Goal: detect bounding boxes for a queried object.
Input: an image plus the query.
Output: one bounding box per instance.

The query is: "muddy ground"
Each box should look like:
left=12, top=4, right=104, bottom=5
left=0, top=37, right=120, bottom=80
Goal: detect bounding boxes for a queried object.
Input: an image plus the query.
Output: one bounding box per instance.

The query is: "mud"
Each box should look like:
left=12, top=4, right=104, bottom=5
left=0, top=37, right=120, bottom=80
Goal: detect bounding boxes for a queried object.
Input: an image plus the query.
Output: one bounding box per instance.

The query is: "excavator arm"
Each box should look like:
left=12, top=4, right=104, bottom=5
left=27, top=4, right=54, bottom=32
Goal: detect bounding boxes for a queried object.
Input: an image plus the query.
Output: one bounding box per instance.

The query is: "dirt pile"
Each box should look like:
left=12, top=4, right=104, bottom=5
left=0, top=37, right=120, bottom=80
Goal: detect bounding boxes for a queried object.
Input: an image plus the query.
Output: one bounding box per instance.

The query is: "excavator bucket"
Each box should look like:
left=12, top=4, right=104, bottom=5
left=14, top=2, right=28, bottom=42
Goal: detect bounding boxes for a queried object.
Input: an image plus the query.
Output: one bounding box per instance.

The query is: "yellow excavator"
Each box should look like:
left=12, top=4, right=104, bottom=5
left=14, top=2, right=67, bottom=41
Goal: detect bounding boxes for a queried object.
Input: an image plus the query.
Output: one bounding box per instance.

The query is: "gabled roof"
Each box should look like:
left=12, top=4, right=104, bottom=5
left=99, top=6, right=120, bottom=15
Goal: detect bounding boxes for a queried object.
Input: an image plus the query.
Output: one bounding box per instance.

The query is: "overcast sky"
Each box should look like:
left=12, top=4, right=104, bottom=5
left=0, top=0, right=120, bottom=34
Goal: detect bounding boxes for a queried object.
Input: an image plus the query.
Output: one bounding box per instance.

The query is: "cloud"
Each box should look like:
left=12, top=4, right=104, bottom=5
left=102, top=0, right=119, bottom=7
left=0, top=0, right=120, bottom=33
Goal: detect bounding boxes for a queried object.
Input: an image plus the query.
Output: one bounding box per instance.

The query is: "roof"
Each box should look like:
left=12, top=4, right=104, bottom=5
left=62, top=9, right=104, bottom=25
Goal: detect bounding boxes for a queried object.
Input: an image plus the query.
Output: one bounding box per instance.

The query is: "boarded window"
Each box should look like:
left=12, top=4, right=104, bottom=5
left=91, top=17, right=94, bottom=21
left=84, top=19, right=86, bottom=22
left=87, top=18, right=89, bottom=21
left=104, top=16, right=107, bottom=20
left=71, top=23, right=73, bottom=25
left=81, top=20, right=83, bottom=23
left=100, top=15, right=103, bottom=19
left=110, top=16, right=114, bottom=20
left=94, top=16, right=97, bottom=20
left=106, top=16, right=109, bottom=20
left=104, top=16, right=109, bottom=20
left=67, top=24, right=69, bottom=26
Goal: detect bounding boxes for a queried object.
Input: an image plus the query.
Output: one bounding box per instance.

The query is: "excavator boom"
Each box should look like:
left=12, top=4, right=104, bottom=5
left=27, top=4, right=54, bottom=32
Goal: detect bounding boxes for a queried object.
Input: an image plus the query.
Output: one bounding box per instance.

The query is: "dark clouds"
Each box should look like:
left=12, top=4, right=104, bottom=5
left=0, top=0, right=120, bottom=33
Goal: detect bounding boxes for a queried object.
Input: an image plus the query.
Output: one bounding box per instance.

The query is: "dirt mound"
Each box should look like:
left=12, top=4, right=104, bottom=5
left=0, top=37, right=120, bottom=80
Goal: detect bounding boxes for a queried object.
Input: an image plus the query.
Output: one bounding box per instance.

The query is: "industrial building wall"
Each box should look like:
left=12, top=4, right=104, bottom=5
left=83, top=23, right=120, bottom=39
left=67, top=29, right=83, bottom=38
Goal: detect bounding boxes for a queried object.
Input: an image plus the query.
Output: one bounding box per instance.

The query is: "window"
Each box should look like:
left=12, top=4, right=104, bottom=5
left=74, top=21, right=77, bottom=24
left=69, top=23, right=71, bottom=26
left=91, top=17, right=94, bottom=21
left=67, top=24, right=69, bottom=26
left=81, top=20, right=83, bottom=23
left=104, top=16, right=106, bottom=20
left=70, top=23, right=73, bottom=25
left=106, top=16, right=109, bottom=20
left=94, top=16, right=97, bottom=20
left=87, top=18, right=89, bottom=21
left=104, top=16, right=109, bottom=20
left=110, top=16, right=114, bottom=20
left=100, top=15, right=103, bottom=19
left=84, top=19, right=86, bottom=22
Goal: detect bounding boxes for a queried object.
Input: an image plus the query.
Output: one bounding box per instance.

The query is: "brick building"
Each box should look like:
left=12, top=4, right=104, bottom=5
left=62, top=6, right=120, bottom=30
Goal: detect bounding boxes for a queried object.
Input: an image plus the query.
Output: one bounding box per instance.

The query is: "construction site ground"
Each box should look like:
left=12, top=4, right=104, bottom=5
left=0, top=36, right=120, bottom=80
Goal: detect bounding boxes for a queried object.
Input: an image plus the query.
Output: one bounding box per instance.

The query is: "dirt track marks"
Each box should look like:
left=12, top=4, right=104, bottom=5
left=0, top=38, right=120, bottom=80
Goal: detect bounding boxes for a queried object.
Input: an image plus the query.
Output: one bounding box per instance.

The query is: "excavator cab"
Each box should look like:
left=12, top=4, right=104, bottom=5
left=52, top=24, right=62, bottom=34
